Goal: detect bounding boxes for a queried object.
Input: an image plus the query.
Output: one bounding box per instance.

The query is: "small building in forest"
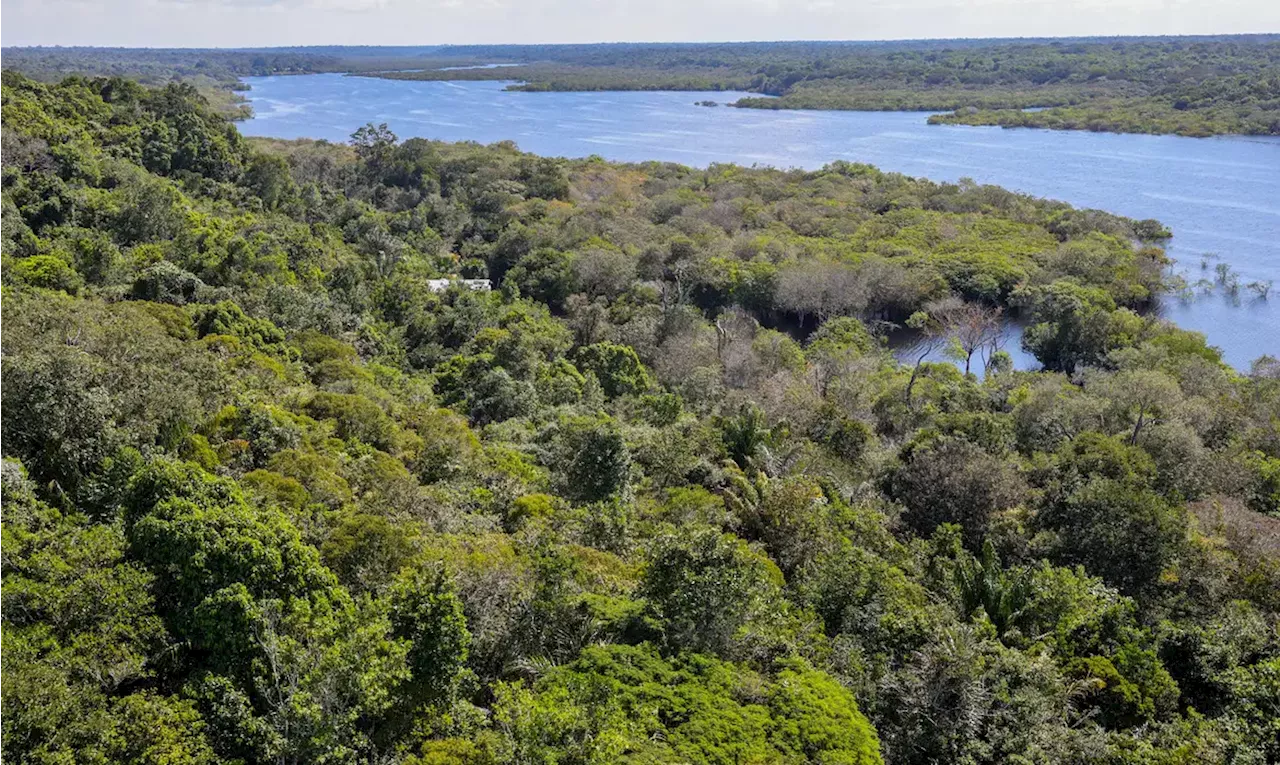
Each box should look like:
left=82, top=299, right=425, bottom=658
left=425, top=278, right=492, bottom=292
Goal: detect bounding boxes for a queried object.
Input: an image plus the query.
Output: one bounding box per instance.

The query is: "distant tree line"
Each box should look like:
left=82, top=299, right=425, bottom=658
left=6, top=37, right=1278, bottom=135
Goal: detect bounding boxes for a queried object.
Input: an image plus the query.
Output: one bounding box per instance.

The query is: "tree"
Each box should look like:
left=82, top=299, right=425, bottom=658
left=724, top=470, right=835, bottom=577
left=321, top=511, right=420, bottom=596
left=942, top=302, right=1004, bottom=376
left=124, top=460, right=411, bottom=762
left=876, top=622, right=1094, bottom=765
left=769, top=659, right=883, bottom=765
left=889, top=438, right=1026, bottom=548
left=952, top=538, right=1033, bottom=637
left=807, top=316, right=877, bottom=358
left=1014, top=282, right=1145, bottom=373
left=104, top=692, right=219, bottom=765
left=572, top=247, right=635, bottom=299
left=242, top=152, right=298, bottom=211
left=806, top=316, right=880, bottom=395
left=1039, top=478, right=1187, bottom=597
left=902, top=308, right=949, bottom=404
left=387, top=565, right=471, bottom=710
left=131, top=261, right=206, bottom=305
left=640, top=528, right=796, bottom=660
left=490, top=644, right=883, bottom=765
left=435, top=353, right=540, bottom=426
left=1, top=349, right=120, bottom=490
left=565, top=294, right=610, bottom=346
left=1220, top=657, right=1280, bottom=762
left=351, top=122, right=398, bottom=169
left=504, top=248, right=578, bottom=310
left=775, top=261, right=867, bottom=327
left=547, top=415, right=632, bottom=502
left=1084, top=368, right=1182, bottom=445
left=304, top=391, right=397, bottom=450
left=573, top=342, right=654, bottom=399
left=11, top=253, right=84, bottom=293
left=144, top=81, right=248, bottom=180
left=719, top=403, right=772, bottom=469
left=2, top=463, right=188, bottom=763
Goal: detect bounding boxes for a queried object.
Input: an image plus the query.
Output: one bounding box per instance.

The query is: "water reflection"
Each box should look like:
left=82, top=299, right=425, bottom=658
left=885, top=319, right=1039, bottom=374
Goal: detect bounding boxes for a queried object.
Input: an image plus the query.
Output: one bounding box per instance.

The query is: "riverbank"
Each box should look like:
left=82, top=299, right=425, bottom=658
left=348, top=36, right=1280, bottom=139
left=240, top=74, right=1280, bottom=367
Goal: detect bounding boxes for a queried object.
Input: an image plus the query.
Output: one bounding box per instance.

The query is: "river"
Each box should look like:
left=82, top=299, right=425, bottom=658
left=239, top=73, right=1280, bottom=369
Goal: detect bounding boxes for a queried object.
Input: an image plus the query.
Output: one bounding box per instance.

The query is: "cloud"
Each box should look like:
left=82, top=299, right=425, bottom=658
left=158, top=0, right=392, bottom=10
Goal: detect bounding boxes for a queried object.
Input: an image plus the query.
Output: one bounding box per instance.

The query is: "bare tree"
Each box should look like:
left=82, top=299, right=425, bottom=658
left=944, top=303, right=1004, bottom=376
left=566, top=294, right=610, bottom=347
left=573, top=248, right=636, bottom=299
left=903, top=310, right=949, bottom=405
left=899, top=296, right=976, bottom=404
left=717, top=308, right=765, bottom=390
left=774, top=261, right=867, bottom=327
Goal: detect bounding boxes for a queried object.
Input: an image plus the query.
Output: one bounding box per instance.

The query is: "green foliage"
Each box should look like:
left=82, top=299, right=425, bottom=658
left=321, top=511, right=420, bottom=595
left=641, top=528, right=801, bottom=661
left=124, top=460, right=335, bottom=632
left=545, top=414, right=633, bottom=502
left=491, top=644, right=882, bottom=765
left=3, top=67, right=1279, bottom=765
left=768, top=659, right=883, bottom=765
left=1070, top=645, right=1179, bottom=728
left=1039, top=478, right=1188, bottom=597
left=2, top=346, right=122, bottom=488
left=807, top=316, right=878, bottom=358
left=719, top=403, right=772, bottom=468
left=1243, top=452, right=1280, bottom=516
left=1015, top=281, right=1144, bottom=372
left=388, top=565, right=471, bottom=708
left=953, top=539, right=1034, bottom=637
left=1220, top=656, right=1280, bottom=761
left=889, top=438, right=1026, bottom=548
left=305, top=391, right=396, bottom=450
left=573, top=341, right=654, bottom=399
left=191, top=300, right=288, bottom=351
left=11, top=253, right=84, bottom=293
left=108, top=693, right=219, bottom=763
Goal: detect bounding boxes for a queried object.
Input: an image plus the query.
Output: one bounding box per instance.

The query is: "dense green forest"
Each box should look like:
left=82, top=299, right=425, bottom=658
left=357, top=37, right=1280, bottom=137
left=0, top=47, right=334, bottom=83
left=3, top=70, right=1280, bottom=764
left=0, top=48, right=343, bottom=119
left=0, top=47, right=503, bottom=119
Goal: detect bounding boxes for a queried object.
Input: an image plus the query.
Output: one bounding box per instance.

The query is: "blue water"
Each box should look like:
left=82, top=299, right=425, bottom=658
left=240, top=74, right=1280, bottom=369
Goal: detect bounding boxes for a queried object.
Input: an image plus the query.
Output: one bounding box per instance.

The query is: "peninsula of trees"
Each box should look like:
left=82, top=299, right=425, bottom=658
left=3, top=70, right=1280, bottom=764
left=5, top=36, right=1280, bottom=135
left=358, top=37, right=1280, bottom=137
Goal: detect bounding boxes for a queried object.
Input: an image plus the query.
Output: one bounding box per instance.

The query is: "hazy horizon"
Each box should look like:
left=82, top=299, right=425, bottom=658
left=7, top=33, right=1280, bottom=52
left=3, top=0, right=1277, bottom=49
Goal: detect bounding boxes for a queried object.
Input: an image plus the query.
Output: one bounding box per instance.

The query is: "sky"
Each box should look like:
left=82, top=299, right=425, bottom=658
left=2, top=0, right=1277, bottom=48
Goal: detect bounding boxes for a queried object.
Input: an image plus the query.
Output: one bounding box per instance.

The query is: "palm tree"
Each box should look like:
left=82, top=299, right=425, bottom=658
left=953, top=539, right=1032, bottom=637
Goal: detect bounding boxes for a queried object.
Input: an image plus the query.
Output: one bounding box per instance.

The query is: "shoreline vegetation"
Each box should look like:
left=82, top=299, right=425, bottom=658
left=352, top=37, right=1280, bottom=137
left=4, top=35, right=1279, bottom=136
left=5, top=69, right=1280, bottom=763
